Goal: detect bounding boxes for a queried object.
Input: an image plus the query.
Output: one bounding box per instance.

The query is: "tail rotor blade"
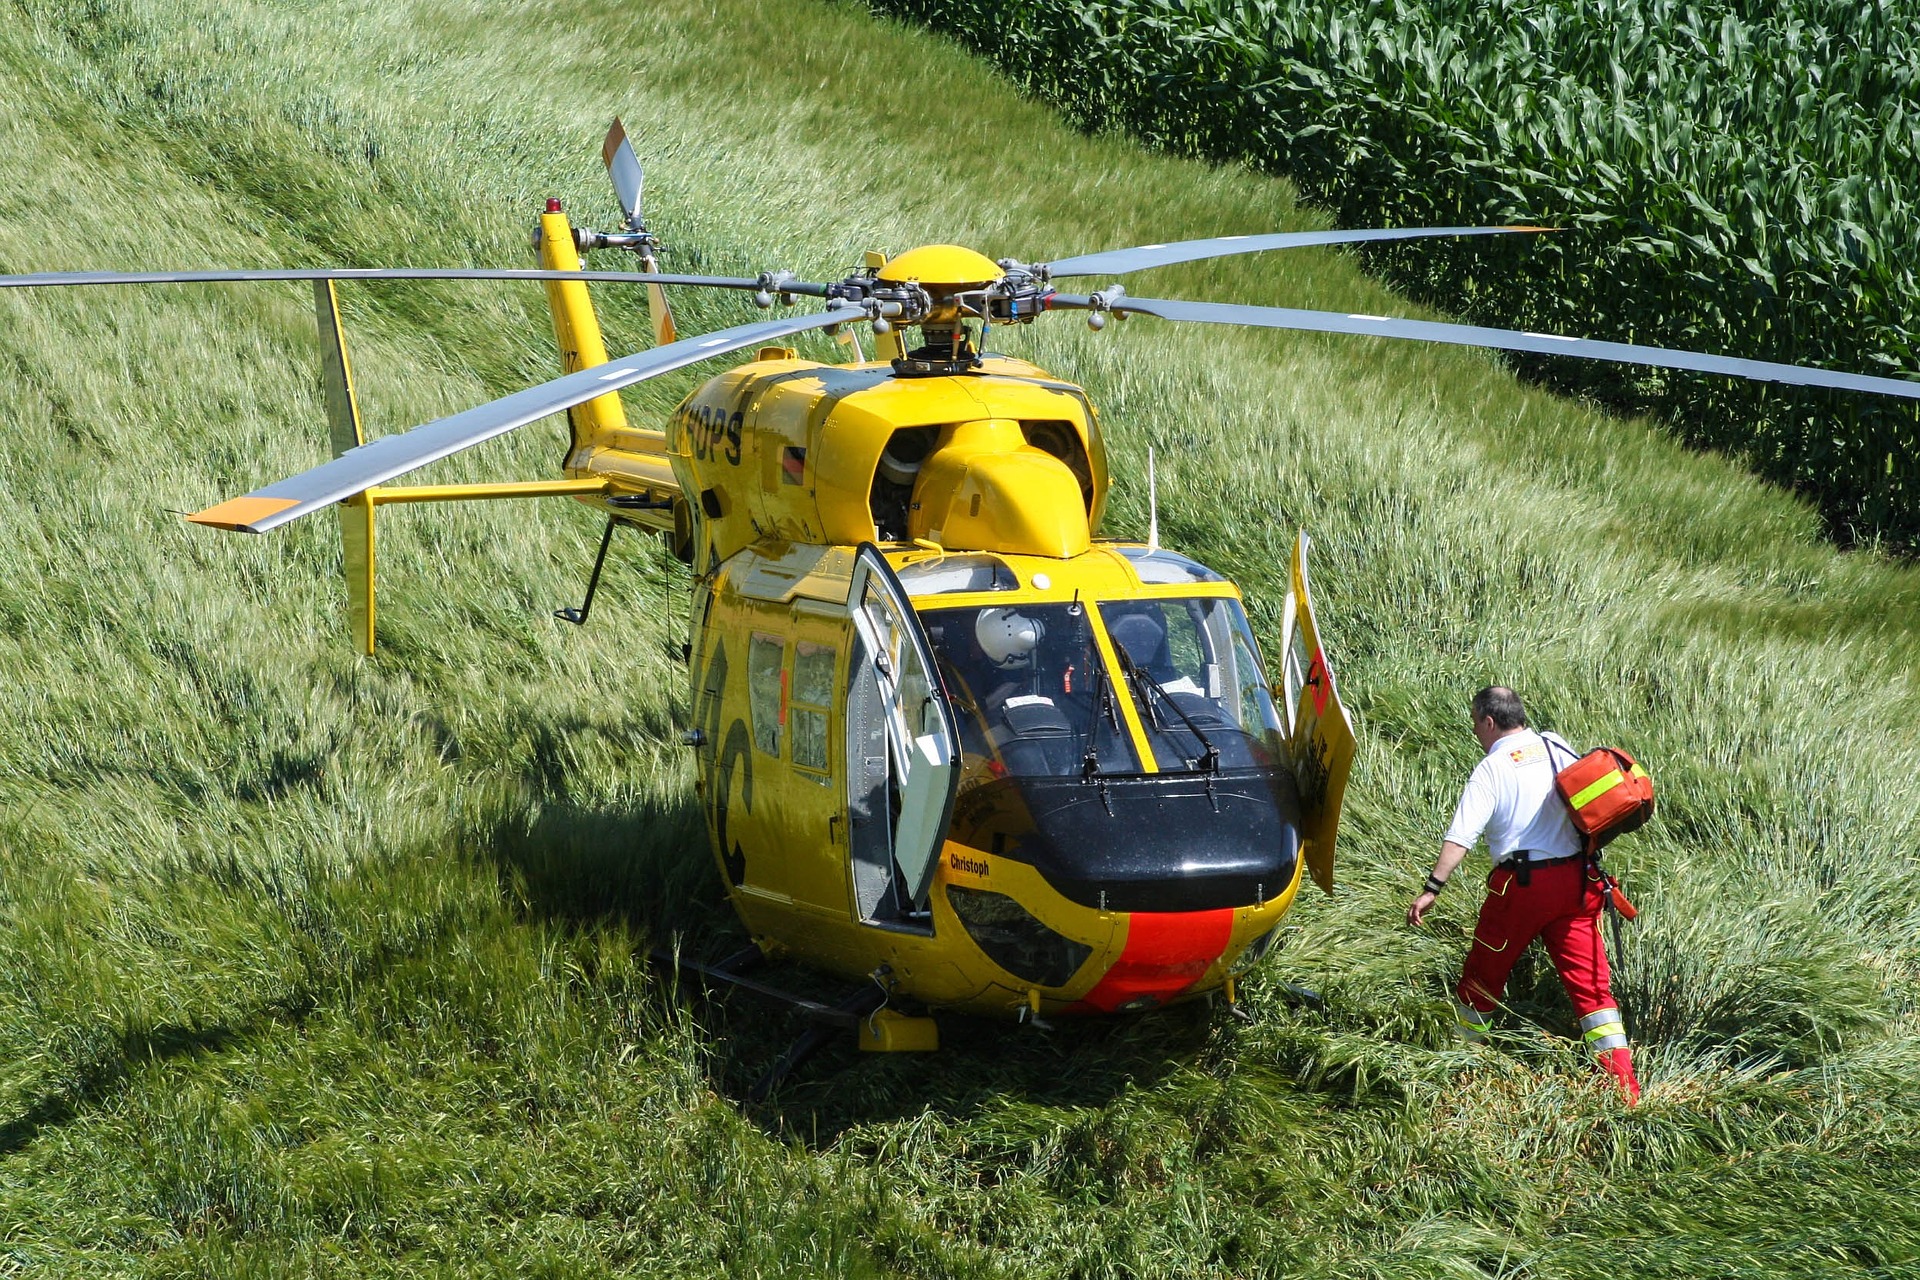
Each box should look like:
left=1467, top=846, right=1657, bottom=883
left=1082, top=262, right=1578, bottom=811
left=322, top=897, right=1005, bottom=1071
left=603, top=118, right=646, bottom=229
left=642, top=251, right=678, bottom=346
left=603, top=119, right=675, bottom=343
left=646, top=281, right=678, bottom=346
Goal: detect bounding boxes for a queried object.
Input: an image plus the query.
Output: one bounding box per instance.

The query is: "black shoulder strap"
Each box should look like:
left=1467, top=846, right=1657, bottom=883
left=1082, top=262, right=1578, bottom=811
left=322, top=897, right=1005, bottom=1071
left=1540, top=729, right=1574, bottom=771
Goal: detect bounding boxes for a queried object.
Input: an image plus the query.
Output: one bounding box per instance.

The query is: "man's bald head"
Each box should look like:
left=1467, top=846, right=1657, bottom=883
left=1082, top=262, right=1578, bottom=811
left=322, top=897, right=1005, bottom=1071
left=1471, top=685, right=1528, bottom=731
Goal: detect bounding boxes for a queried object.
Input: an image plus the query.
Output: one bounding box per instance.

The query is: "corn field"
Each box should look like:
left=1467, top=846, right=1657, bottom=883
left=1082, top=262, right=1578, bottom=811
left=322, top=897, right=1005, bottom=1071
left=7, top=0, right=1920, bottom=1272
left=869, top=0, right=1920, bottom=549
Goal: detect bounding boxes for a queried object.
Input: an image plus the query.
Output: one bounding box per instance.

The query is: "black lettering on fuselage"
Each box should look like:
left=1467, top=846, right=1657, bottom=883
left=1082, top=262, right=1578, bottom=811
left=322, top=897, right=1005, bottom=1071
left=679, top=402, right=746, bottom=467
left=948, top=852, right=989, bottom=877
left=697, top=636, right=753, bottom=885
left=717, top=719, right=752, bottom=886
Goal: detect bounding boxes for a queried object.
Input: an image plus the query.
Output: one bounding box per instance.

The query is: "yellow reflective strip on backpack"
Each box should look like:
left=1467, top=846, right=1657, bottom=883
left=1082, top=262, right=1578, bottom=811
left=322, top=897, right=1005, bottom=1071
left=1571, top=769, right=1625, bottom=810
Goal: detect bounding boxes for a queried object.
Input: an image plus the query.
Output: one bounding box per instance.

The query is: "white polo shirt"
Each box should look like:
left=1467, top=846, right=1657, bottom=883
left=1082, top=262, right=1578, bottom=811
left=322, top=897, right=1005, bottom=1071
left=1444, top=728, right=1582, bottom=863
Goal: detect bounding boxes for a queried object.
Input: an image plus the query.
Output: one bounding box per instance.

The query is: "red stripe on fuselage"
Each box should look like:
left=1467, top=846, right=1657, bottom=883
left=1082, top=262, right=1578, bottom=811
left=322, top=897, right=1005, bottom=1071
left=1071, top=908, right=1235, bottom=1013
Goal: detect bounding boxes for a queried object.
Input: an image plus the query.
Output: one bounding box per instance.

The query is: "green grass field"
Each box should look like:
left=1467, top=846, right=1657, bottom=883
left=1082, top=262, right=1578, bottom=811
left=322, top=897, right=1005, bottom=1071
left=2, top=0, right=1917, bottom=1275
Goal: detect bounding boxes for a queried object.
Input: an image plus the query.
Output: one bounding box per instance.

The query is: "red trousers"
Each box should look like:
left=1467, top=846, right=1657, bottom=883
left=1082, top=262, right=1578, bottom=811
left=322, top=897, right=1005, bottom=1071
left=1456, top=858, right=1640, bottom=1102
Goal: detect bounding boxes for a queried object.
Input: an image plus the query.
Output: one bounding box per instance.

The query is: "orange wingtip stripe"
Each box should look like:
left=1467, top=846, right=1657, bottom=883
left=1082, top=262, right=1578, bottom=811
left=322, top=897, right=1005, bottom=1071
left=187, top=496, right=300, bottom=530
left=602, top=118, right=627, bottom=168
left=1505, top=224, right=1560, bottom=232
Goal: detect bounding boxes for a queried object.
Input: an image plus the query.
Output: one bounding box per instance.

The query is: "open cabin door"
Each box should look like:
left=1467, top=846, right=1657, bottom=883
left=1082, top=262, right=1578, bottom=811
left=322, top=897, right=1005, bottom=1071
left=845, top=544, right=961, bottom=920
left=1279, top=531, right=1357, bottom=894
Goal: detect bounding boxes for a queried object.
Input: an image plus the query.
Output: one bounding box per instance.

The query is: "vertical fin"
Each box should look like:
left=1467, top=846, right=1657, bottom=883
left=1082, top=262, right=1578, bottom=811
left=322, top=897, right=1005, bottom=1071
left=536, top=205, right=629, bottom=452
left=314, top=279, right=376, bottom=655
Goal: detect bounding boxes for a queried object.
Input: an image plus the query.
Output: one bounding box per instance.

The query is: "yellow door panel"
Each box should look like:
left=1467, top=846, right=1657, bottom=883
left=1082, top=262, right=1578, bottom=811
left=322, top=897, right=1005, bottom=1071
left=1282, top=532, right=1357, bottom=894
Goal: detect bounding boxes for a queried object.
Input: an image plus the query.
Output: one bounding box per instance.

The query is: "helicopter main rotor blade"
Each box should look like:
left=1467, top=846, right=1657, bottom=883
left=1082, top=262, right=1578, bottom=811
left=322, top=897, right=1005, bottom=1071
left=602, top=118, right=646, bottom=231
left=0, top=267, right=766, bottom=291
left=1041, top=226, right=1554, bottom=280
left=1049, top=293, right=1920, bottom=403
left=189, top=304, right=863, bottom=534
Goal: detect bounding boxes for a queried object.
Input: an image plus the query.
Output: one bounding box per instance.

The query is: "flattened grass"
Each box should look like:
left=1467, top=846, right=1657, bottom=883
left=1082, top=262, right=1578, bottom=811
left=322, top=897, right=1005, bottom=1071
left=1, top=0, right=1917, bottom=1274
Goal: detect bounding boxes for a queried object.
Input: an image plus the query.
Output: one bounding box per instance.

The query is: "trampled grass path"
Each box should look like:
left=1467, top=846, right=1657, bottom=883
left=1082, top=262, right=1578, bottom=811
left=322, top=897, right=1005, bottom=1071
left=1, top=0, right=1916, bottom=1275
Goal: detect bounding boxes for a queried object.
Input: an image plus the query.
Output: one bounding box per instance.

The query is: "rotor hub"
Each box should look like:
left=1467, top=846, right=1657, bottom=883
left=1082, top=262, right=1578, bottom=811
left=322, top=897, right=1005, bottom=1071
left=875, top=244, right=1003, bottom=289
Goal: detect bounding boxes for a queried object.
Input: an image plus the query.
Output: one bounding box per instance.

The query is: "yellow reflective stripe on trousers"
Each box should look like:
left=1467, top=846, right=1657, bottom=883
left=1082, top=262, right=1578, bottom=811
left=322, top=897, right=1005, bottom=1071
left=1571, top=770, right=1625, bottom=810
left=1579, top=1007, right=1628, bottom=1052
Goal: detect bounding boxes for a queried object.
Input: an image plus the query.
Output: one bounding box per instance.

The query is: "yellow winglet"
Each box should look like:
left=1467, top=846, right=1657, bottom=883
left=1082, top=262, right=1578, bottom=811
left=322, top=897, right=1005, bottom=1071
left=187, top=496, right=300, bottom=531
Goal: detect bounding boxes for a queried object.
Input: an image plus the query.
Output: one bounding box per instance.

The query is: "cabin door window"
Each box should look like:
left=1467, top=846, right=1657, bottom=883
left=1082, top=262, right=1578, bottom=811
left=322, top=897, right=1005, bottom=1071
left=748, top=631, right=786, bottom=757
left=845, top=544, right=960, bottom=925
left=790, top=641, right=836, bottom=774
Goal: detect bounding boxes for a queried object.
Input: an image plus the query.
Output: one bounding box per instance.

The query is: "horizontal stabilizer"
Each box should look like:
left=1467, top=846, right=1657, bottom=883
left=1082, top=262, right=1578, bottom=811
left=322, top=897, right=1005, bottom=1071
left=188, top=305, right=862, bottom=533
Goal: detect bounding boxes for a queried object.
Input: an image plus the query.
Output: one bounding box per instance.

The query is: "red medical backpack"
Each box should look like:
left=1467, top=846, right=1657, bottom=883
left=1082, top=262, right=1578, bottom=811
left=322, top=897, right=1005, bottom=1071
left=1547, top=739, right=1656, bottom=854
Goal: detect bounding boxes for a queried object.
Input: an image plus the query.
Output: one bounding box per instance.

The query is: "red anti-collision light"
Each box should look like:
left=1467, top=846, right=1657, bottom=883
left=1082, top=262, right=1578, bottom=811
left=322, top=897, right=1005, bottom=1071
left=545, top=198, right=562, bottom=213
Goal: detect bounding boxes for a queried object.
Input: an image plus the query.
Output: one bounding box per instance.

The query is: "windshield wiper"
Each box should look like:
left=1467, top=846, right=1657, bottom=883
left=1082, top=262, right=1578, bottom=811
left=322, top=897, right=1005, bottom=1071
left=1111, top=643, right=1221, bottom=774
left=1081, top=649, right=1116, bottom=779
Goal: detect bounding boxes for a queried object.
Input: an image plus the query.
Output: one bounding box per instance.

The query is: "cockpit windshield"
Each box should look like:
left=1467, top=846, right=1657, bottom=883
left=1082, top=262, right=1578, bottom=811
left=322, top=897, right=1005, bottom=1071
left=921, top=603, right=1141, bottom=778
left=921, top=594, right=1286, bottom=779
left=1098, top=596, right=1285, bottom=772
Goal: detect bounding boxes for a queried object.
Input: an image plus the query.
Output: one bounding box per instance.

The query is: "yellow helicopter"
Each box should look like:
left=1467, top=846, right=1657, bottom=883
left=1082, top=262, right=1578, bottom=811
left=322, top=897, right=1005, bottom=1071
left=8, top=122, right=1919, bottom=1068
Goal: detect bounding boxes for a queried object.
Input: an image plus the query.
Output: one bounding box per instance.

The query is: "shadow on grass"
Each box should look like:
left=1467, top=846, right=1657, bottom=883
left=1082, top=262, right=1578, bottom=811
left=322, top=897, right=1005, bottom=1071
left=740, top=999, right=1215, bottom=1149
left=476, top=784, right=722, bottom=939
left=0, top=921, right=427, bottom=1158
left=0, top=1020, right=248, bottom=1156
left=476, top=789, right=1209, bottom=1144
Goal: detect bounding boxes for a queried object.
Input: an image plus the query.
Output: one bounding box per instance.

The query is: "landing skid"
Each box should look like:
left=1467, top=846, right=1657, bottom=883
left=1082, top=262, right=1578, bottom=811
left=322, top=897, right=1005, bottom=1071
left=652, top=945, right=888, bottom=1102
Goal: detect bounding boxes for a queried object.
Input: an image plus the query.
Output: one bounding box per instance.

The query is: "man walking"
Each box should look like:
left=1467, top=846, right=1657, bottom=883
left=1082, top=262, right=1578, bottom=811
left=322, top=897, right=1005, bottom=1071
left=1406, top=686, right=1640, bottom=1102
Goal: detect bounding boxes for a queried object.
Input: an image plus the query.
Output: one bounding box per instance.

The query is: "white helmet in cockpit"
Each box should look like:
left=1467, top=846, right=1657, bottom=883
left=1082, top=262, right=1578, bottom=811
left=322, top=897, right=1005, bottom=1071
left=975, top=607, right=1044, bottom=669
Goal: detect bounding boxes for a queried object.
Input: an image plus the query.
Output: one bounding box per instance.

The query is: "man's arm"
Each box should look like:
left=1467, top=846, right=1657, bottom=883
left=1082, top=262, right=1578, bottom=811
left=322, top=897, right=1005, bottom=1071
left=1406, top=840, right=1471, bottom=927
